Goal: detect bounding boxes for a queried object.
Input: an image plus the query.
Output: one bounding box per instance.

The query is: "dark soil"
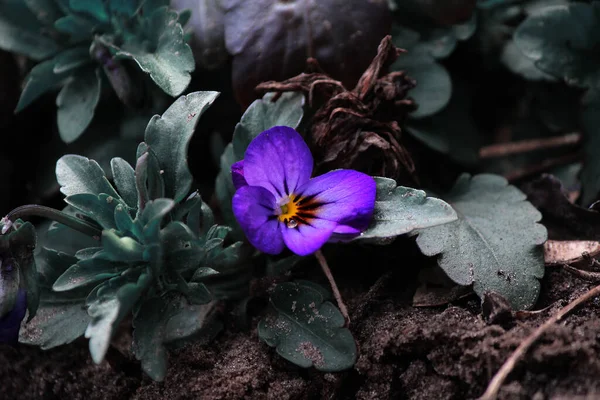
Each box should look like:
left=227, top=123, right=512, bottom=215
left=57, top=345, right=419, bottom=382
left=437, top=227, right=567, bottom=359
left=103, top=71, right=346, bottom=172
left=2, top=253, right=599, bottom=400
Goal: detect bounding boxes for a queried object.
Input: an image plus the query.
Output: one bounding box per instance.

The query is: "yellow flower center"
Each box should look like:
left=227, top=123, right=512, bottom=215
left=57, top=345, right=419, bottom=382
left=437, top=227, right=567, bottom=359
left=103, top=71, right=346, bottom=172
left=276, top=194, right=322, bottom=228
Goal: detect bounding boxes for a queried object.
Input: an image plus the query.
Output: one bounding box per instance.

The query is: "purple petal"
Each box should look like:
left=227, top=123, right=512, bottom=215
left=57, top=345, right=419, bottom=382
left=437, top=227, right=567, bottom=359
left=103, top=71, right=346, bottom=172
left=243, top=126, right=313, bottom=197
left=0, top=289, right=27, bottom=345
left=232, top=185, right=284, bottom=254
left=297, top=170, right=376, bottom=233
left=281, top=218, right=338, bottom=256
left=231, top=160, right=248, bottom=189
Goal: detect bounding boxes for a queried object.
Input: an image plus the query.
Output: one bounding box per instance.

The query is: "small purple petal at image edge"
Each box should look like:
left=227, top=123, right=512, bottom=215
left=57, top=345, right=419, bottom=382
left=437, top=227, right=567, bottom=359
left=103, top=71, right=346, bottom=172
left=231, top=126, right=376, bottom=256
left=0, top=289, right=27, bottom=345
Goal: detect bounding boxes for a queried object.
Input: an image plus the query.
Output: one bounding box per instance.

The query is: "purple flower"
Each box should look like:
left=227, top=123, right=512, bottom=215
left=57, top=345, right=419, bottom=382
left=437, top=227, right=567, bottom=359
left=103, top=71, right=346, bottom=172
left=232, top=126, right=376, bottom=256
left=0, top=289, right=26, bottom=344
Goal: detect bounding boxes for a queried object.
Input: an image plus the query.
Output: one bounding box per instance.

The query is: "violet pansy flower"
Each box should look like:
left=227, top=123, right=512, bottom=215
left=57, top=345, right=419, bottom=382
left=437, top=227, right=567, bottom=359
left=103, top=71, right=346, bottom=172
left=0, top=289, right=26, bottom=344
left=231, top=126, right=376, bottom=256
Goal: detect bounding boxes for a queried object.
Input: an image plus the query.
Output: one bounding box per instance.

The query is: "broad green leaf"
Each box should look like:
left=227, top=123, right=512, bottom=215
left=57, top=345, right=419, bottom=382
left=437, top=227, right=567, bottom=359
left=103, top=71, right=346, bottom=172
left=69, top=0, right=109, bottom=23
left=160, top=222, right=204, bottom=273
left=54, top=15, right=94, bottom=42
left=132, top=297, right=174, bottom=381
left=139, top=198, right=175, bottom=244
left=99, top=230, right=145, bottom=262
left=111, top=158, right=138, bottom=209
left=580, top=95, right=600, bottom=205
left=85, top=271, right=151, bottom=363
left=142, top=0, right=170, bottom=16
left=258, top=281, right=356, bottom=371
left=19, top=302, right=90, bottom=349
left=64, top=193, right=121, bottom=230
left=163, top=301, right=222, bottom=344
left=114, top=204, right=138, bottom=237
left=52, top=257, right=125, bottom=291
left=405, top=80, right=482, bottom=165
left=514, top=3, right=600, bottom=94
left=57, top=68, right=102, bottom=143
left=108, top=0, right=137, bottom=17
left=116, top=8, right=195, bottom=96
left=53, top=46, right=91, bottom=74
left=415, top=174, right=547, bottom=310
left=357, top=177, right=457, bottom=242
left=215, top=92, right=304, bottom=229
left=56, top=155, right=120, bottom=198
left=16, top=59, right=72, bottom=113
left=231, top=92, right=305, bottom=159
left=0, top=1, right=61, bottom=60
left=501, top=41, right=556, bottom=82
left=24, top=0, right=63, bottom=25
left=392, top=47, right=451, bottom=119
left=144, top=91, right=219, bottom=202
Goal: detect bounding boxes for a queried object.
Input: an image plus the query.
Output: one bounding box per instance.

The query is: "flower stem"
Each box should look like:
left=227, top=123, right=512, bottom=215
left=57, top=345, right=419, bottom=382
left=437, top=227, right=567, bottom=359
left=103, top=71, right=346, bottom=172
left=314, top=250, right=350, bottom=327
left=3, top=205, right=102, bottom=238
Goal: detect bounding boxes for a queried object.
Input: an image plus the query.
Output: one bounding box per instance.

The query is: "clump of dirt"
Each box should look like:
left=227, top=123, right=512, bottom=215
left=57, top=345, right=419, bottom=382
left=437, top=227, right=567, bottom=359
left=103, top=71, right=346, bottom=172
left=2, top=257, right=600, bottom=399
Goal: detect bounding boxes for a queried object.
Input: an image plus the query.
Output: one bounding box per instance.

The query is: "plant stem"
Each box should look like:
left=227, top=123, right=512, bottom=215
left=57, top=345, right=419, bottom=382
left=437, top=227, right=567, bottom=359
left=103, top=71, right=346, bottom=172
left=479, top=283, right=600, bottom=400
left=3, top=205, right=102, bottom=237
left=314, top=250, right=350, bottom=327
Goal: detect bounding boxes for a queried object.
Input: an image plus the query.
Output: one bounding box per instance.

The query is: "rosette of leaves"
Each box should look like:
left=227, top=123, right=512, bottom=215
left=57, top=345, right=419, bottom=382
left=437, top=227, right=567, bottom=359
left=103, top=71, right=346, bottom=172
left=0, top=0, right=194, bottom=143
left=19, top=92, right=248, bottom=381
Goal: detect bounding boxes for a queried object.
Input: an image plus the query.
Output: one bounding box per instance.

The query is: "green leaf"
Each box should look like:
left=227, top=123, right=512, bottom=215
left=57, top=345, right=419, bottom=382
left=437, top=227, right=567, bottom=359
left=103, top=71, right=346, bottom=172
left=24, top=0, right=63, bottom=25
left=144, top=91, right=220, bottom=202
left=64, top=193, right=121, bottom=230
left=15, top=58, right=72, bottom=113
left=132, top=296, right=174, bottom=381
left=392, top=47, right=451, bottom=119
left=53, top=46, right=91, bottom=74
left=357, top=177, right=457, bottom=242
left=414, top=174, right=547, bottom=310
left=54, top=15, right=94, bottom=42
left=116, top=8, right=195, bottom=96
left=132, top=296, right=221, bottom=381
left=514, top=2, right=600, bottom=93
left=0, top=1, right=61, bottom=60
left=99, top=230, right=145, bottom=262
left=501, top=40, right=556, bottom=82
left=85, top=271, right=151, bottom=363
left=163, top=301, right=222, bottom=344
left=160, top=221, right=204, bottom=273
left=111, top=158, right=138, bottom=208
left=232, top=92, right=305, bottom=159
left=405, top=80, right=482, bottom=165
left=108, top=0, right=137, bottom=17
left=56, top=155, right=120, bottom=198
left=52, top=257, right=126, bottom=291
left=139, top=198, right=175, bottom=243
left=258, top=281, right=356, bottom=371
left=215, top=92, right=304, bottom=229
left=69, top=0, right=109, bottom=23
left=57, top=68, right=102, bottom=143
left=19, top=302, right=90, bottom=349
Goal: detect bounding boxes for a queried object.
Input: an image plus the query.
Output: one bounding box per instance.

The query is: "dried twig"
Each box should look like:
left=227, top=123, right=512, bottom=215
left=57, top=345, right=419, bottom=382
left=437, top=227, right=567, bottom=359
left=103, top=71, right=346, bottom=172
left=562, top=264, right=600, bottom=282
left=479, top=132, right=581, bottom=159
left=479, top=283, right=600, bottom=400
left=503, top=153, right=581, bottom=182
